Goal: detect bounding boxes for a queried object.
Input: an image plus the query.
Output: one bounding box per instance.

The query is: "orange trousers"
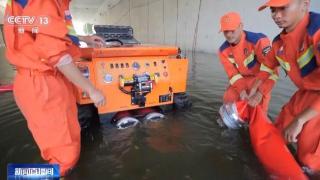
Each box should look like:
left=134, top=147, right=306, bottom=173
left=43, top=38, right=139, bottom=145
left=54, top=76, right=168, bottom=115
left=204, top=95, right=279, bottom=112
left=223, top=77, right=271, bottom=113
left=13, top=69, right=81, bottom=176
left=275, top=89, right=320, bottom=172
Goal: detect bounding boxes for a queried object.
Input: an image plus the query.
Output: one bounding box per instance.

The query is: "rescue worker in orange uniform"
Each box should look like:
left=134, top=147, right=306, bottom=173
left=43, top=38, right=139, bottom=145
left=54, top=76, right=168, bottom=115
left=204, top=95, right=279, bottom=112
left=4, top=0, right=106, bottom=176
left=218, top=12, right=278, bottom=113
left=255, top=0, right=320, bottom=175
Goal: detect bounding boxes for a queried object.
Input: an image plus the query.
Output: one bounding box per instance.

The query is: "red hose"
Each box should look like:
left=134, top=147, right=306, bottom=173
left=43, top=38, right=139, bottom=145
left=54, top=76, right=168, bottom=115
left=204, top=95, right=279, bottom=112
left=0, top=84, right=13, bottom=93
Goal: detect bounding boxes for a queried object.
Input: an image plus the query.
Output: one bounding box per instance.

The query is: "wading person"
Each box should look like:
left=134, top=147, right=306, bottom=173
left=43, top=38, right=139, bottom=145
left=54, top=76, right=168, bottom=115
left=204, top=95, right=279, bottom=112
left=218, top=12, right=277, bottom=113
left=256, top=0, right=320, bottom=175
left=4, top=0, right=106, bottom=176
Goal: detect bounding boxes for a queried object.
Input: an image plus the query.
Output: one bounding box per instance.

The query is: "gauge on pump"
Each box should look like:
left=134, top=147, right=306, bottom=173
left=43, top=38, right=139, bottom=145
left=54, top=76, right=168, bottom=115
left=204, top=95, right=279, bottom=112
left=132, top=62, right=140, bottom=71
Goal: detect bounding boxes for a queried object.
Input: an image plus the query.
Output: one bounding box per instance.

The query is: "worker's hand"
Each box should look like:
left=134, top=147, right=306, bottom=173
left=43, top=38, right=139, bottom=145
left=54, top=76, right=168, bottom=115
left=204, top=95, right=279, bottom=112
left=283, top=108, right=318, bottom=143
left=284, top=118, right=304, bottom=143
left=88, top=88, right=106, bottom=107
left=248, top=79, right=262, bottom=98
left=80, top=35, right=105, bottom=48
left=240, top=90, right=249, bottom=100
left=247, top=91, right=263, bottom=107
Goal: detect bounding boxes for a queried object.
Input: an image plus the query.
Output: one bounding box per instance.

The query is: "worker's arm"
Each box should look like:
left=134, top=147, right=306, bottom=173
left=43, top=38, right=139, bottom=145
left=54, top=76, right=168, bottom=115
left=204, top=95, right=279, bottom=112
left=314, top=30, right=320, bottom=67
left=56, top=54, right=105, bottom=107
left=255, top=46, right=280, bottom=82
left=7, top=0, right=105, bottom=107
left=246, top=37, right=277, bottom=106
left=284, top=108, right=319, bottom=143
left=256, top=38, right=278, bottom=95
left=78, top=35, right=106, bottom=48
left=247, top=75, right=277, bottom=108
left=249, top=62, right=278, bottom=101
left=285, top=33, right=320, bottom=143
left=309, top=30, right=320, bottom=111
left=218, top=51, right=247, bottom=98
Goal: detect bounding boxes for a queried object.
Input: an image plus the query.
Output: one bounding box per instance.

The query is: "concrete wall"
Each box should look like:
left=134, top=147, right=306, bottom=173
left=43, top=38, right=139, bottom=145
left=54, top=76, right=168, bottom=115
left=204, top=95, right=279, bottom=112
left=0, top=0, right=318, bottom=53
left=91, top=0, right=320, bottom=53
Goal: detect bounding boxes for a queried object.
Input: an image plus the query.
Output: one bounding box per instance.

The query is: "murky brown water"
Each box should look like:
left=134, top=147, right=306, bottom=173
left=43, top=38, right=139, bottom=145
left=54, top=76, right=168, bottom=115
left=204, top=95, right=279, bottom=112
left=0, top=49, right=297, bottom=180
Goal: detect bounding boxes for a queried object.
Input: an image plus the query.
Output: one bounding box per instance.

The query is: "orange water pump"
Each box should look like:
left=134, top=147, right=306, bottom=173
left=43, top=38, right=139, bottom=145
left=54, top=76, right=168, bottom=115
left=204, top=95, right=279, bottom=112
left=75, top=25, right=191, bottom=128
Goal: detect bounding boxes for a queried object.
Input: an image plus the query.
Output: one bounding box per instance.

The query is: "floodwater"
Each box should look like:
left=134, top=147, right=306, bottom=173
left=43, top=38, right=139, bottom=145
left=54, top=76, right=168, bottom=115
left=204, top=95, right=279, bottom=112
left=0, top=49, right=297, bottom=180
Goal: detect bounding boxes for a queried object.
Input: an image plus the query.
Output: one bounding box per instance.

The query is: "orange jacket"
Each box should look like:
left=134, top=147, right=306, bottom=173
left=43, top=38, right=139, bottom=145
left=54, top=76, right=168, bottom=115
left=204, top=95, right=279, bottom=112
left=258, top=12, right=320, bottom=111
left=218, top=31, right=278, bottom=95
left=4, top=0, right=80, bottom=71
